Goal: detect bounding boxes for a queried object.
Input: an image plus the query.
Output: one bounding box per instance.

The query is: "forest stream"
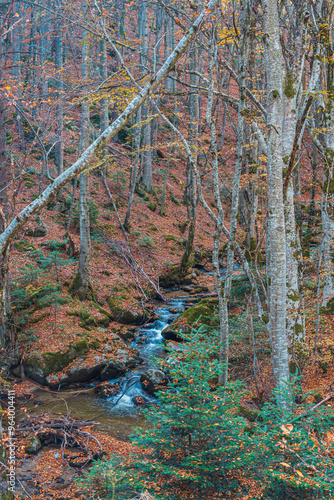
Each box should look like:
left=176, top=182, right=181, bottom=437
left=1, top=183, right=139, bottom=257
left=22, top=291, right=192, bottom=441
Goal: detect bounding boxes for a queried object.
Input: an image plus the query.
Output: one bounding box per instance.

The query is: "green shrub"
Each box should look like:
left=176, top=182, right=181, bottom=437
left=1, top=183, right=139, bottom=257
left=71, top=199, right=100, bottom=229
left=137, top=236, right=155, bottom=249
left=79, top=332, right=334, bottom=500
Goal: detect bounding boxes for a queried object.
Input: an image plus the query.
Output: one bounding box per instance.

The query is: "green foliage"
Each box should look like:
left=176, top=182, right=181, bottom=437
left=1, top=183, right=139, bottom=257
left=129, top=329, right=252, bottom=498
left=76, top=455, right=134, bottom=500
left=252, top=380, right=334, bottom=498
left=11, top=249, right=72, bottom=326
left=79, top=333, right=334, bottom=500
left=71, top=198, right=100, bottom=229
left=137, top=236, right=155, bottom=249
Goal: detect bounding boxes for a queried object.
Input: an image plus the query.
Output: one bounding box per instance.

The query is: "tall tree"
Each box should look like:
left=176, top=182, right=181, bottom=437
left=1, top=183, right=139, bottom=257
left=262, top=0, right=289, bottom=389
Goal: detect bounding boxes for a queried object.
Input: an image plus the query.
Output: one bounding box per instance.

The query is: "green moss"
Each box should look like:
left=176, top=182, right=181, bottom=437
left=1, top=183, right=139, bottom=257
left=26, top=340, right=90, bottom=376
left=106, top=295, right=148, bottom=325
left=14, top=240, right=37, bottom=252
left=261, top=314, right=269, bottom=324
left=320, top=297, right=334, bottom=315
left=70, top=307, right=110, bottom=328
left=322, top=176, right=334, bottom=195
left=284, top=71, right=296, bottom=99
left=30, top=312, right=49, bottom=324
left=45, top=240, right=66, bottom=251
left=64, top=146, right=77, bottom=154
left=238, top=405, right=259, bottom=422
left=165, top=234, right=177, bottom=242
left=89, top=339, right=101, bottom=349
left=91, top=302, right=112, bottom=319
left=148, top=201, right=157, bottom=211
left=182, top=298, right=217, bottom=325
left=272, top=89, right=279, bottom=98
left=287, top=290, right=300, bottom=302
left=69, top=272, right=83, bottom=295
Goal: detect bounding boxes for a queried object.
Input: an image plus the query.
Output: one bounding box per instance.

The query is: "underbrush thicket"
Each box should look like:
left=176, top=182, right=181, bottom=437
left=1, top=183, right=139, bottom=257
left=78, top=320, right=334, bottom=499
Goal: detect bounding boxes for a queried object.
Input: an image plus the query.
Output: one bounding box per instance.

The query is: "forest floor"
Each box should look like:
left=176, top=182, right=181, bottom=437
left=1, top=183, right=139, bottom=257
left=2, top=131, right=333, bottom=499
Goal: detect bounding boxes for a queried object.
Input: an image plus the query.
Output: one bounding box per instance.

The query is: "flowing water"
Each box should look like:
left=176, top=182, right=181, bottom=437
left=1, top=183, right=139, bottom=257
left=25, top=297, right=187, bottom=440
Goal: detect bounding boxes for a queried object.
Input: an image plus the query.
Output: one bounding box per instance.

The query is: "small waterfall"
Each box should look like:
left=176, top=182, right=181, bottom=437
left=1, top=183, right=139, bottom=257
left=103, top=298, right=186, bottom=414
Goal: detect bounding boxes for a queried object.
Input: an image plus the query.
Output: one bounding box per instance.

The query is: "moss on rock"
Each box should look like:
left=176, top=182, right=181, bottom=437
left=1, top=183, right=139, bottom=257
left=106, top=295, right=148, bottom=325
left=24, top=340, right=90, bottom=384
left=162, top=298, right=217, bottom=341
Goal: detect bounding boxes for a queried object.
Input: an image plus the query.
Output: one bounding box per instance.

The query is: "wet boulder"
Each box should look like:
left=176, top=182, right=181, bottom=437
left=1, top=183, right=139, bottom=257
left=94, top=382, right=121, bottom=398
left=140, top=369, right=168, bottom=395
left=46, top=347, right=143, bottom=388
left=162, top=298, right=217, bottom=341
left=23, top=341, right=90, bottom=385
left=100, top=348, right=142, bottom=380
left=132, top=395, right=150, bottom=406
left=106, top=295, right=149, bottom=325
left=24, top=435, right=42, bottom=455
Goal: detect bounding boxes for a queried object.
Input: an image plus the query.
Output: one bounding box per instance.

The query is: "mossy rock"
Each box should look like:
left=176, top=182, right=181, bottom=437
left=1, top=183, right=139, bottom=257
left=159, top=265, right=194, bottom=288
left=24, top=435, right=42, bottom=455
left=106, top=295, right=148, bottom=325
left=24, top=340, right=90, bottom=384
left=25, top=225, right=47, bottom=237
left=148, top=201, right=157, bottom=211
left=238, top=405, right=260, bottom=422
left=162, top=298, right=217, bottom=341
left=45, top=239, right=66, bottom=251
left=68, top=307, right=110, bottom=329
left=14, top=240, right=37, bottom=253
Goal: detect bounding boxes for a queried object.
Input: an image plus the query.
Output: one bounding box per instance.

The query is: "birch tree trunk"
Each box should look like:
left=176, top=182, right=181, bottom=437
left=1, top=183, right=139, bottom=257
left=99, top=38, right=109, bottom=135
left=320, top=6, right=334, bottom=309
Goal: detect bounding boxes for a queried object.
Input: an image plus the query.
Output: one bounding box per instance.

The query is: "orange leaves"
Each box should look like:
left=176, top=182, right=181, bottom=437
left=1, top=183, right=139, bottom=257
left=280, top=424, right=293, bottom=435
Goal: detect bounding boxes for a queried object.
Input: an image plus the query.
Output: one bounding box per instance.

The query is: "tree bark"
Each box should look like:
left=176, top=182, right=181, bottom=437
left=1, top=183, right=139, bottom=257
left=262, top=0, right=290, bottom=389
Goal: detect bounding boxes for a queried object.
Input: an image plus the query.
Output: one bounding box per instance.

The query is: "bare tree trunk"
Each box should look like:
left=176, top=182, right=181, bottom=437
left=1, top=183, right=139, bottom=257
left=70, top=20, right=91, bottom=300
left=263, top=0, right=290, bottom=390
left=180, top=45, right=198, bottom=275
left=12, top=1, right=25, bottom=150
left=55, top=0, right=64, bottom=178
left=0, top=99, right=16, bottom=373
left=124, top=109, right=141, bottom=231
left=139, top=0, right=153, bottom=192
left=99, top=38, right=109, bottom=134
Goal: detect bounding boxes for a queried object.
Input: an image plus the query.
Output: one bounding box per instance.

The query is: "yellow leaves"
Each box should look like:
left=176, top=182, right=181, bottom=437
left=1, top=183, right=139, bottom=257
left=296, top=470, right=304, bottom=477
left=280, top=462, right=291, bottom=468
left=25, top=284, right=44, bottom=297
left=217, top=26, right=235, bottom=44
